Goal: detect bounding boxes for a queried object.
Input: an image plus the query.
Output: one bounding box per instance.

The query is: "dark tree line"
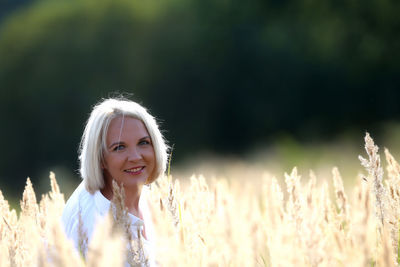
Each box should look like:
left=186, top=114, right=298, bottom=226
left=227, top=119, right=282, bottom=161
left=0, top=0, right=399, bottom=194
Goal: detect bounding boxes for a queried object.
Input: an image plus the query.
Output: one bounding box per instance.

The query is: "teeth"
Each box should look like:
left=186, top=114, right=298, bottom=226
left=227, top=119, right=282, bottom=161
left=126, top=167, right=143, bottom=173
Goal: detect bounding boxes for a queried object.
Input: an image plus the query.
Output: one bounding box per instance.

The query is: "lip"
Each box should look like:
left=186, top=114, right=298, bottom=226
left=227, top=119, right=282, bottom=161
left=124, top=166, right=145, bottom=175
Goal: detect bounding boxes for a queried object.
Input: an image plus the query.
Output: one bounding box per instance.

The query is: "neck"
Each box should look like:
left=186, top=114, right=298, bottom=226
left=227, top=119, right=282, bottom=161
left=101, top=180, right=143, bottom=218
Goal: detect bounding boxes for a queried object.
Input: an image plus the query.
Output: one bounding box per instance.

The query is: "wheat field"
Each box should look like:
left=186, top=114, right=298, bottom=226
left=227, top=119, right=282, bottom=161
left=1, top=133, right=400, bottom=266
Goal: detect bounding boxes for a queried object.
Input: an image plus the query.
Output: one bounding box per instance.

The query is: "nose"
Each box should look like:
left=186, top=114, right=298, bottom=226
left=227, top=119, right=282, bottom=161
left=128, top=147, right=142, bottom=162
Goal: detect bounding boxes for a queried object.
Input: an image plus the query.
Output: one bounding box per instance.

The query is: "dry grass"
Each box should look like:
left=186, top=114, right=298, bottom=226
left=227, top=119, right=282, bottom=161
left=1, top=133, right=400, bottom=266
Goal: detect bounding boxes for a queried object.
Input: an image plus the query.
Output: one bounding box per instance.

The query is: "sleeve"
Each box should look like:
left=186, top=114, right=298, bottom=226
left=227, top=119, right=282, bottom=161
left=61, top=198, right=81, bottom=251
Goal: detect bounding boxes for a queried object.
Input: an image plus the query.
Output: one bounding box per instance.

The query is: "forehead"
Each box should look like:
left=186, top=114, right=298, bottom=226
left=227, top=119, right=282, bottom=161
left=106, top=116, right=149, bottom=143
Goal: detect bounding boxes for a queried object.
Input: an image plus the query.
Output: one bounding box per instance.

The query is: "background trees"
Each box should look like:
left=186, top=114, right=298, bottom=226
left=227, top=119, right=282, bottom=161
left=0, top=0, right=399, bottom=196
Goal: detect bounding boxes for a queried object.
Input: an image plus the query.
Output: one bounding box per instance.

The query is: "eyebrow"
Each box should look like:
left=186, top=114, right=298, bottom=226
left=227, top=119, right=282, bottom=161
left=108, top=141, right=124, bottom=149
left=140, top=136, right=151, bottom=141
left=108, top=136, right=151, bottom=149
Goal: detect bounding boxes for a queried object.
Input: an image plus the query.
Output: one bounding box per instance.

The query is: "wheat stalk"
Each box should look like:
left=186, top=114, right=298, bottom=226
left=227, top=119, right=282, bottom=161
left=109, top=180, right=149, bottom=267
left=359, top=132, right=387, bottom=227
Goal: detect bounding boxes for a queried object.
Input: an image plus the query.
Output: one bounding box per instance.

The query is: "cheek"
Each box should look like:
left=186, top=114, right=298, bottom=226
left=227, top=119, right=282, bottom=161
left=104, top=155, right=123, bottom=170
left=146, top=151, right=156, bottom=163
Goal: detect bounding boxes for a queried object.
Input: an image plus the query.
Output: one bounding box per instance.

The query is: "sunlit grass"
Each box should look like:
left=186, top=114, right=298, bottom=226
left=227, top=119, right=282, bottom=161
left=1, top=133, right=400, bottom=266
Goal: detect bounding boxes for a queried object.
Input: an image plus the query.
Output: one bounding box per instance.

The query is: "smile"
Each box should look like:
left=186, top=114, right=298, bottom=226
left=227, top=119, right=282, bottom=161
left=124, top=167, right=145, bottom=174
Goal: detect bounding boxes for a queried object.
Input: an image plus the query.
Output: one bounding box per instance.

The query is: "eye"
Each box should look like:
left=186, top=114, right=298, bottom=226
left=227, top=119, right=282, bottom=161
left=139, top=139, right=151, bottom=146
left=113, top=144, right=125, bottom=151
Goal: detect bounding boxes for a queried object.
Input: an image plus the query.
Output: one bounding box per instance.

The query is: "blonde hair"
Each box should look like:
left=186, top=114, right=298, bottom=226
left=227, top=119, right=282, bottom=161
left=79, top=98, right=168, bottom=194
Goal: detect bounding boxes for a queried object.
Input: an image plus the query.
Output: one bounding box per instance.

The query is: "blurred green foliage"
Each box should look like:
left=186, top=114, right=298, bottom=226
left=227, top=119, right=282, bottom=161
left=0, top=0, right=399, bottom=197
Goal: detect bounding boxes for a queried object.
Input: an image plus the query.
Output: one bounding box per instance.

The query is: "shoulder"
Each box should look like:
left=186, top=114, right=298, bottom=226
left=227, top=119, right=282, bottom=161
left=61, top=182, right=96, bottom=241
left=62, top=182, right=94, bottom=217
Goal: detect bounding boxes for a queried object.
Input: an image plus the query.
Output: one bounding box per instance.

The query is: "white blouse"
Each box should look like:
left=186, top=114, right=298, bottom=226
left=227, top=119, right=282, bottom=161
left=61, top=182, right=155, bottom=265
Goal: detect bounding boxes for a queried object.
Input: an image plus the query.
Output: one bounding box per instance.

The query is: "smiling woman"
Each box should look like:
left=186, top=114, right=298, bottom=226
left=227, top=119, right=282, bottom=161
left=61, top=98, right=168, bottom=265
left=101, top=116, right=156, bottom=214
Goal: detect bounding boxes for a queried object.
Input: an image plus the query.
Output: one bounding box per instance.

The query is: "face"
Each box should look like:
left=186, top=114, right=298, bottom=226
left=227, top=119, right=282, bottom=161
left=102, top=116, right=156, bottom=191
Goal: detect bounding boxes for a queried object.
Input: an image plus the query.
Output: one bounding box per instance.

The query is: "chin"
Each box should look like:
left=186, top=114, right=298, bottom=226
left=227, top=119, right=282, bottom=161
left=123, top=177, right=148, bottom=188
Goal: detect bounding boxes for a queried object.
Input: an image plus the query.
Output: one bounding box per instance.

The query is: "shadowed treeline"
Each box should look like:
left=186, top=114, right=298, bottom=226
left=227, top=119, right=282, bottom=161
left=0, top=0, right=399, bottom=195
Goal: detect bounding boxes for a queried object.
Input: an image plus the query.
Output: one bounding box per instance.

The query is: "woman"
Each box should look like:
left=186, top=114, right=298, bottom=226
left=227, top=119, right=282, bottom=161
left=62, top=98, right=168, bottom=263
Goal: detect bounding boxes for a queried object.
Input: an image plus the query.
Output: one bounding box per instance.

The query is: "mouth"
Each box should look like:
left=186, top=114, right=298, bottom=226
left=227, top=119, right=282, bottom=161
left=124, top=166, right=145, bottom=175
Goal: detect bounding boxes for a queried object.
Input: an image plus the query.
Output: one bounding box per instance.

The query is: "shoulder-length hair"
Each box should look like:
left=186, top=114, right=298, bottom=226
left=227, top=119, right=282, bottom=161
left=79, top=98, right=168, bottom=194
